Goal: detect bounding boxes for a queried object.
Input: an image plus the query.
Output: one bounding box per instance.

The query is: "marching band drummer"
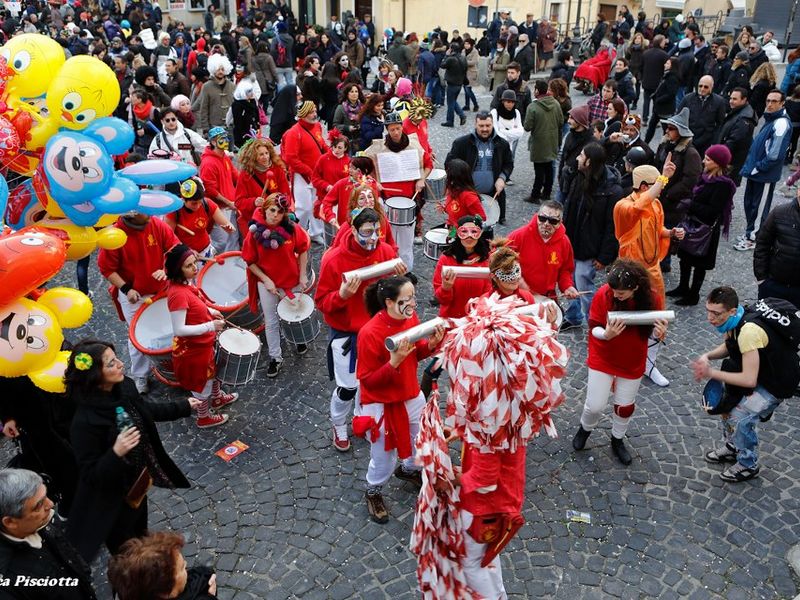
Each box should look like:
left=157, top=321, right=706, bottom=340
left=329, top=183, right=397, bottom=251
left=165, top=244, right=237, bottom=429
left=321, top=156, right=379, bottom=229
left=315, top=208, right=403, bottom=453
left=571, top=259, right=669, bottom=466
left=357, top=275, right=445, bottom=524
left=241, top=193, right=311, bottom=379
left=165, top=176, right=236, bottom=258
left=234, top=137, right=292, bottom=237
left=441, top=159, right=487, bottom=229
left=311, top=130, right=351, bottom=222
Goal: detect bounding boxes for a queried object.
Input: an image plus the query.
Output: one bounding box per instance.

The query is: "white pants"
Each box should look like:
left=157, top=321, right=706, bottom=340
left=461, top=510, right=507, bottom=600
left=256, top=283, right=283, bottom=361
left=118, top=290, right=152, bottom=379
left=210, top=208, right=239, bottom=254
left=393, top=223, right=415, bottom=272
left=362, top=392, right=425, bottom=486
left=329, top=336, right=361, bottom=425
left=293, top=173, right=324, bottom=238
left=580, top=368, right=642, bottom=439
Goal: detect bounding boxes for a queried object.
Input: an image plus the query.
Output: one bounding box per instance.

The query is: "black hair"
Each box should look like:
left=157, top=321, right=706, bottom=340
left=707, top=286, right=739, bottom=310
left=64, top=339, right=117, bottom=399
left=557, top=50, right=571, bottom=63
left=443, top=216, right=491, bottom=262
left=160, top=108, right=177, bottom=119
left=580, top=142, right=607, bottom=196
left=606, top=259, right=654, bottom=312
left=350, top=156, right=375, bottom=176
left=533, top=79, right=548, bottom=96
left=165, top=244, right=194, bottom=282
left=445, top=158, right=476, bottom=196
left=731, top=86, right=749, bottom=99
left=767, top=88, right=786, bottom=102
left=364, top=274, right=417, bottom=316
left=352, top=207, right=380, bottom=230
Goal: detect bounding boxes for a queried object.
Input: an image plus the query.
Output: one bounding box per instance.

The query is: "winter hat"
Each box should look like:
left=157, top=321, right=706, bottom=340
left=662, top=107, right=693, bottom=137
left=396, top=77, right=412, bottom=97
left=633, top=165, right=661, bottom=188
left=501, top=89, right=517, bottom=102
left=678, top=38, right=691, bottom=49
left=568, top=104, right=591, bottom=129
left=170, top=94, right=190, bottom=110
left=296, top=100, right=316, bottom=119
left=196, top=37, right=206, bottom=52
left=623, top=113, right=642, bottom=132
left=734, top=51, right=749, bottom=62
left=276, top=21, right=287, bottom=33
left=704, top=144, right=732, bottom=169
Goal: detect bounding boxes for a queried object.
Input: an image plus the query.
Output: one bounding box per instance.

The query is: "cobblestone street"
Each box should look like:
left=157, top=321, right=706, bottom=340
left=27, top=88, right=800, bottom=599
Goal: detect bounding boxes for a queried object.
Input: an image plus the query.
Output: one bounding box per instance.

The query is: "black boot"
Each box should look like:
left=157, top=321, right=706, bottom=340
left=676, top=268, right=705, bottom=306
left=611, top=436, right=632, bottom=465
left=572, top=425, right=591, bottom=450
left=666, top=262, right=691, bottom=297
left=420, top=371, right=434, bottom=399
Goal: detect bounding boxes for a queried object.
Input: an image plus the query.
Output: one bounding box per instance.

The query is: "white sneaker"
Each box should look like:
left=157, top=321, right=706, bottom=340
left=134, top=377, right=149, bottom=394
left=733, top=239, right=756, bottom=252
left=414, top=236, right=423, bottom=245
left=646, top=365, right=669, bottom=387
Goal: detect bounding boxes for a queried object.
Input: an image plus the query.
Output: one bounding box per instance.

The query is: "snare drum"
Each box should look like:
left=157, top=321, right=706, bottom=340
left=385, top=197, right=417, bottom=227
left=425, top=168, right=447, bottom=200
left=197, top=251, right=265, bottom=333
left=215, top=328, right=262, bottom=386
left=277, top=293, right=321, bottom=345
left=323, top=220, right=338, bottom=247
left=129, top=294, right=179, bottom=386
left=480, top=194, right=501, bottom=227
left=423, top=228, right=450, bottom=261
left=300, top=262, right=316, bottom=294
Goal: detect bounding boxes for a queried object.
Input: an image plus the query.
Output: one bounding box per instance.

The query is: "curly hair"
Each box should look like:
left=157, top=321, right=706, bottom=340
left=347, top=183, right=386, bottom=222
left=339, top=82, right=365, bottom=104
left=108, top=531, right=185, bottom=600
left=358, top=94, right=385, bottom=120
left=548, top=78, right=569, bottom=100
left=237, top=138, right=285, bottom=174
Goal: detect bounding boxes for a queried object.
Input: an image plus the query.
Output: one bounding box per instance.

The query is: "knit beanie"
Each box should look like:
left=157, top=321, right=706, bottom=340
left=704, top=144, right=732, bottom=169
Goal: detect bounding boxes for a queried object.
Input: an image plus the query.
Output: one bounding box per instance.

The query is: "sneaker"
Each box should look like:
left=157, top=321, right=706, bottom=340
left=611, top=436, right=632, bottom=465
left=646, top=364, right=670, bottom=387
left=505, top=179, right=514, bottom=186
left=296, top=343, right=308, bottom=355
left=459, top=114, right=467, bottom=126
left=720, top=462, right=760, bottom=482
left=394, top=465, right=422, bottom=488
left=733, top=239, right=756, bottom=251
left=414, top=236, right=424, bottom=245
left=735, top=233, right=748, bottom=242
left=211, top=391, right=238, bottom=410
left=134, top=377, right=149, bottom=394
left=365, top=491, right=390, bottom=523
left=705, top=442, right=737, bottom=463
left=559, top=320, right=582, bottom=333
left=266, top=359, right=283, bottom=378
left=572, top=425, right=591, bottom=451
left=332, top=425, right=351, bottom=451
left=440, top=122, right=454, bottom=127
left=197, top=413, right=229, bottom=428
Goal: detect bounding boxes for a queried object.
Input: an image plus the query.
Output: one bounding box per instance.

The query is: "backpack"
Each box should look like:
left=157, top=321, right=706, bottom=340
left=196, top=52, right=209, bottom=74
left=275, top=38, right=289, bottom=67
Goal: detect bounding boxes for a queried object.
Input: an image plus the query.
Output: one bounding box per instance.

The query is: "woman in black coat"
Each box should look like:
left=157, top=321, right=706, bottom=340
left=65, top=339, right=196, bottom=562
left=644, top=58, right=680, bottom=143
left=269, top=84, right=299, bottom=144
left=667, top=145, right=736, bottom=305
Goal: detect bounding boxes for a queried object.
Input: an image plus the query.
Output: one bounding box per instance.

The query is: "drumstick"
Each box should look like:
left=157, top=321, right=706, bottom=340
left=382, top=186, right=405, bottom=193
left=176, top=224, right=195, bottom=236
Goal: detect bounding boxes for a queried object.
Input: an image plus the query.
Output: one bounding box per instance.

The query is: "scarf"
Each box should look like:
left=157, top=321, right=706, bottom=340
left=385, top=132, right=410, bottom=152
left=132, top=99, right=154, bottom=122
left=495, top=101, right=517, bottom=120
left=249, top=220, right=293, bottom=250
left=342, top=99, right=362, bottom=122
left=692, top=172, right=737, bottom=239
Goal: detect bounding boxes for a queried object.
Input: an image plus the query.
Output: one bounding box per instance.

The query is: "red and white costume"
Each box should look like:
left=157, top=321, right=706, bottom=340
left=281, top=119, right=326, bottom=239
left=234, top=166, right=292, bottom=234
left=432, top=254, right=491, bottom=318
left=241, top=211, right=310, bottom=362
left=508, top=215, right=575, bottom=297
left=311, top=150, right=350, bottom=220
left=167, top=282, right=217, bottom=393
left=199, top=146, right=240, bottom=252
left=98, top=217, right=179, bottom=379
left=165, top=199, right=219, bottom=256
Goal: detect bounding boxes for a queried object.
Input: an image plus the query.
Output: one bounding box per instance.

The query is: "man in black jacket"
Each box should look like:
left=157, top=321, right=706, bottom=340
left=640, top=34, right=669, bottom=124
left=720, top=87, right=756, bottom=186
left=440, top=43, right=467, bottom=127
left=445, top=113, right=513, bottom=224
left=753, top=190, right=800, bottom=307
left=489, top=62, right=532, bottom=118
left=557, top=104, right=593, bottom=204
left=709, top=45, right=732, bottom=95
left=513, top=34, right=535, bottom=80
left=676, top=75, right=727, bottom=156
left=0, top=469, right=97, bottom=600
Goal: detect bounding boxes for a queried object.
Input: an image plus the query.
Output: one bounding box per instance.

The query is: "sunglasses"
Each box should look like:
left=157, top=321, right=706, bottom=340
left=163, top=117, right=177, bottom=122
left=538, top=214, right=561, bottom=226
left=457, top=226, right=482, bottom=240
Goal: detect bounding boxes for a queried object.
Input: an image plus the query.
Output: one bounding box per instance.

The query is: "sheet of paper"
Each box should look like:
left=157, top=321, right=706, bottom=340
left=377, top=149, right=421, bottom=183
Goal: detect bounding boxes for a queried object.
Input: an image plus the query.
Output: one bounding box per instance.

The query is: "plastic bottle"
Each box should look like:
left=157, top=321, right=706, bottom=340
left=116, top=407, right=134, bottom=433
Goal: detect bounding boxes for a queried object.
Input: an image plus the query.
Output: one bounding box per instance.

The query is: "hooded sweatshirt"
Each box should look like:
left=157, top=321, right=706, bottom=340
left=508, top=216, right=575, bottom=296
left=198, top=146, right=238, bottom=202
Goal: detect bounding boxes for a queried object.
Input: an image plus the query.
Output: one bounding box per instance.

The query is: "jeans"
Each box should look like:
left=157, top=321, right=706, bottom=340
left=758, top=279, right=800, bottom=308
left=675, top=87, right=686, bottom=109
left=722, top=385, right=782, bottom=468
left=463, top=84, right=478, bottom=110
left=445, top=84, right=465, bottom=124
left=642, top=88, right=654, bottom=123
left=532, top=161, right=554, bottom=198
left=426, top=78, right=444, bottom=105
left=743, top=179, right=777, bottom=237
left=564, top=259, right=597, bottom=324
left=275, top=67, right=295, bottom=90
left=76, top=255, right=90, bottom=295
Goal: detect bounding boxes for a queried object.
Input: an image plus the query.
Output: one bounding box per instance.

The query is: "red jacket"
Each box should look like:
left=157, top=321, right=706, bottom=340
left=508, top=216, right=575, bottom=297
left=460, top=445, right=526, bottom=516
left=198, top=146, right=238, bottom=203
left=445, top=190, right=486, bottom=227
left=321, top=177, right=381, bottom=225
left=432, top=254, right=491, bottom=318
left=165, top=199, right=218, bottom=252
left=312, top=151, right=350, bottom=198
left=281, top=119, right=326, bottom=181
left=402, top=118, right=432, bottom=160
left=314, top=232, right=397, bottom=333
left=98, top=216, right=179, bottom=297
left=234, top=167, right=292, bottom=234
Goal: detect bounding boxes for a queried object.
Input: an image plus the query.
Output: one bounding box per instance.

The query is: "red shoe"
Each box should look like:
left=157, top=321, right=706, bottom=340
left=196, top=413, right=229, bottom=428
left=211, top=391, right=239, bottom=410
left=332, top=425, right=351, bottom=451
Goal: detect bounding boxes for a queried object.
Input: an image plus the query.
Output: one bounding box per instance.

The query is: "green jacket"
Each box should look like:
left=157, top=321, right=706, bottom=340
left=524, top=94, right=564, bottom=163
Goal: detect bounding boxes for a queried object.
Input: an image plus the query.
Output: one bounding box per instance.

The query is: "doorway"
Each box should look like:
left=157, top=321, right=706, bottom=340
left=355, top=0, right=372, bottom=20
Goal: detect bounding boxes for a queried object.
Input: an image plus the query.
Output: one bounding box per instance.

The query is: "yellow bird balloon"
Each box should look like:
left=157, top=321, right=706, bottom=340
left=45, top=56, right=120, bottom=130
left=0, top=33, right=66, bottom=112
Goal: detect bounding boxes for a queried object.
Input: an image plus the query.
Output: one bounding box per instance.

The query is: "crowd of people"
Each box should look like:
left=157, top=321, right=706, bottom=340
left=1, top=1, right=800, bottom=598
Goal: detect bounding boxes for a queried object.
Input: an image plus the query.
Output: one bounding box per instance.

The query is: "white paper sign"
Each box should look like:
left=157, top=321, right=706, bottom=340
left=4, top=2, right=21, bottom=16
left=376, top=149, right=421, bottom=183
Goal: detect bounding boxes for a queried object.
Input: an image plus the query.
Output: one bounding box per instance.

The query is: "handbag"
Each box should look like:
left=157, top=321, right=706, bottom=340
left=125, top=467, right=153, bottom=510
left=678, top=215, right=715, bottom=257
left=258, top=104, right=268, bottom=126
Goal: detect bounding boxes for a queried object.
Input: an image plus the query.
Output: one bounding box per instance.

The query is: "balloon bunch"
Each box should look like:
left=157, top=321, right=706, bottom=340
left=0, top=34, right=196, bottom=259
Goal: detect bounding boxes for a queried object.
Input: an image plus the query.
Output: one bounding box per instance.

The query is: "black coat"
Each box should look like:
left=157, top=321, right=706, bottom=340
left=710, top=58, right=732, bottom=94
left=675, top=50, right=695, bottom=87
left=754, top=200, right=800, bottom=286
left=176, top=566, right=219, bottom=600
left=652, top=69, right=681, bottom=117
left=562, top=165, right=624, bottom=264
left=0, top=526, right=96, bottom=599
left=549, top=61, right=575, bottom=84
left=490, top=78, right=532, bottom=117
left=677, top=176, right=736, bottom=270
left=676, top=92, right=727, bottom=155
left=749, top=77, right=773, bottom=119
left=446, top=131, right=514, bottom=181
left=441, top=53, right=467, bottom=86
left=231, top=98, right=260, bottom=147
left=269, top=84, right=297, bottom=144
left=690, top=45, right=711, bottom=90
left=654, top=136, right=703, bottom=227
left=641, top=47, right=669, bottom=90
left=558, top=127, right=593, bottom=191
left=723, top=65, right=751, bottom=97
left=614, top=69, right=636, bottom=106
left=66, top=377, right=190, bottom=562
left=720, top=103, right=757, bottom=179
left=608, top=136, right=654, bottom=175
left=514, top=44, right=535, bottom=80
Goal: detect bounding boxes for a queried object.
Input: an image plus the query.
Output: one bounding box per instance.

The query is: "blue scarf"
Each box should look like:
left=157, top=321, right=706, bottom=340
left=716, top=306, right=744, bottom=333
